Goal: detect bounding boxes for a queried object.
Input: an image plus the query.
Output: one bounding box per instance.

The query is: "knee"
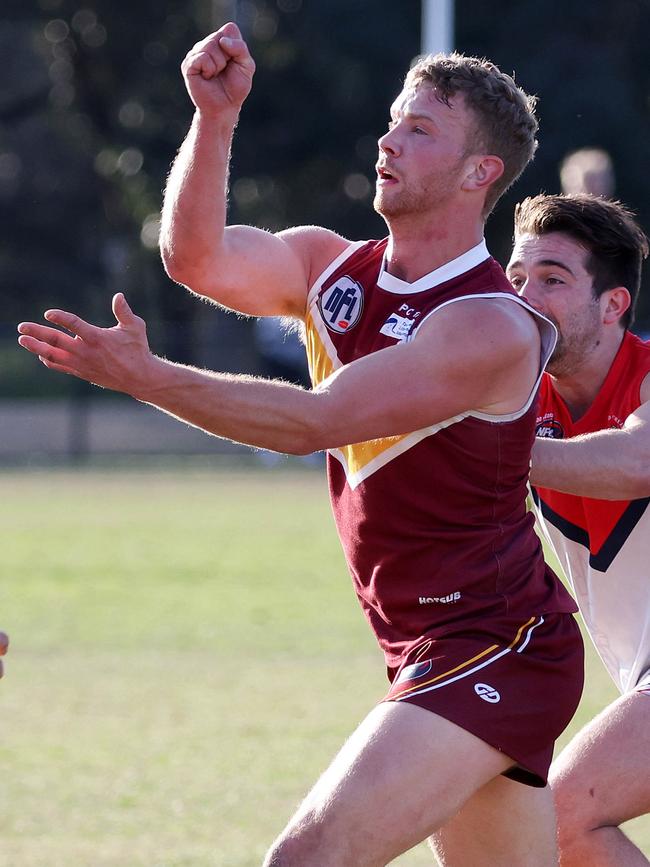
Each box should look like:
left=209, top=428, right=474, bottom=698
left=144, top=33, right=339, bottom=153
left=550, top=772, right=595, bottom=863
left=263, top=823, right=327, bottom=867
left=263, top=837, right=297, bottom=867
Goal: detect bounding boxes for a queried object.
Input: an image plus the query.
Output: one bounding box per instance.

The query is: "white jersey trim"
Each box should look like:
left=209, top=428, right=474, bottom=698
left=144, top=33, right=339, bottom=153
left=306, top=240, right=367, bottom=310
left=412, top=293, right=557, bottom=423
left=328, top=411, right=470, bottom=491
left=377, top=239, right=490, bottom=295
left=306, top=240, right=367, bottom=374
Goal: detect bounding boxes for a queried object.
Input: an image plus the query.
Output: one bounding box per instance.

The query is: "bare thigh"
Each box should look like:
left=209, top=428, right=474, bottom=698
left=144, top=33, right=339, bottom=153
left=264, top=701, right=528, bottom=867
left=550, top=690, right=650, bottom=834
left=430, top=774, right=557, bottom=866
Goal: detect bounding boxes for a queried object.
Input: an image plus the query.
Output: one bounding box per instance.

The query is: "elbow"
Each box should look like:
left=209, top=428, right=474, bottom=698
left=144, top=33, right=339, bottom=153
left=159, top=231, right=204, bottom=290
left=604, top=459, right=650, bottom=500
left=285, top=427, right=325, bottom=458
left=161, top=250, right=216, bottom=301
left=284, top=404, right=333, bottom=457
left=620, top=446, right=650, bottom=499
left=626, top=471, right=650, bottom=500
left=285, top=442, right=319, bottom=458
left=160, top=246, right=193, bottom=289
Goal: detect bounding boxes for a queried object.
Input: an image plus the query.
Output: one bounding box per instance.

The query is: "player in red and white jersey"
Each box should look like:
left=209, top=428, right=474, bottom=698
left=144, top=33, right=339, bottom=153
left=19, top=25, right=583, bottom=866
left=507, top=193, right=650, bottom=866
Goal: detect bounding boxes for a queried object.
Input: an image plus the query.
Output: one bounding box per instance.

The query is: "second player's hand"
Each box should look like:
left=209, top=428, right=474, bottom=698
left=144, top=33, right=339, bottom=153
left=181, top=22, right=255, bottom=117
left=17, top=293, right=157, bottom=400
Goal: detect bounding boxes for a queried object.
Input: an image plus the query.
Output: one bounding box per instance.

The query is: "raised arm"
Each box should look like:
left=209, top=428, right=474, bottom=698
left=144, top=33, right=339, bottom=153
left=159, top=22, right=348, bottom=318
left=530, top=375, right=650, bottom=500
left=18, top=295, right=540, bottom=455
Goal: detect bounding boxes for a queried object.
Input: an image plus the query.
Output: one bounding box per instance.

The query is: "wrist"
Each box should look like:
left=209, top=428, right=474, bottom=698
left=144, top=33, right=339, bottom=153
left=128, top=353, right=168, bottom=404
left=193, top=105, right=240, bottom=129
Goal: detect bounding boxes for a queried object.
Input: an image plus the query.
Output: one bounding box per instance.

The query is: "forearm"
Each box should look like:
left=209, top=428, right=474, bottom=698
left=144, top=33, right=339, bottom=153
left=134, top=355, right=322, bottom=455
left=160, top=110, right=238, bottom=280
left=531, top=429, right=650, bottom=500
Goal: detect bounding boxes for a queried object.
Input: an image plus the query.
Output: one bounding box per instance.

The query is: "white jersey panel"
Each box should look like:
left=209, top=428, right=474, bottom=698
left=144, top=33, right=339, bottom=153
left=535, top=503, right=650, bottom=693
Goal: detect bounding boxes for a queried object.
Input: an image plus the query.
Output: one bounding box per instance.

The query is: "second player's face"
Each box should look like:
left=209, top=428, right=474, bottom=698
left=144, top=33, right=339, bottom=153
left=374, top=85, right=473, bottom=219
left=506, top=231, right=604, bottom=377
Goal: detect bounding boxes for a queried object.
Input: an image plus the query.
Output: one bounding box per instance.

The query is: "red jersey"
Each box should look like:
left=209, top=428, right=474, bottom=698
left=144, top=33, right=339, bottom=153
left=534, top=331, right=650, bottom=692
left=305, top=238, right=577, bottom=669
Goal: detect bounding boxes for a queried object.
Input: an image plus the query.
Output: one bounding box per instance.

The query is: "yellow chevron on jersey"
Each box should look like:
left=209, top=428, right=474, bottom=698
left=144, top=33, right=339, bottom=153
left=305, top=307, right=410, bottom=485
left=305, top=308, right=337, bottom=388
left=305, top=307, right=468, bottom=490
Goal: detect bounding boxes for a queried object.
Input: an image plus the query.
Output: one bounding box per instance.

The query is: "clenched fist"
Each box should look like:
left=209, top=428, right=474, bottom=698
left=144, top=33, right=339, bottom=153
left=181, top=22, right=255, bottom=117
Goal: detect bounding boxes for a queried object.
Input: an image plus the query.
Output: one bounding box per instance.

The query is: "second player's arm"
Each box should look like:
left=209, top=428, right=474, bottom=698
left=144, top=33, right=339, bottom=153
left=530, top=375, right=650, bottom=500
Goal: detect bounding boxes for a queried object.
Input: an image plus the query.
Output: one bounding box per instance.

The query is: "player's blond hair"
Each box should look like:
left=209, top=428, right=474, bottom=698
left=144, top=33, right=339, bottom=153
left=406, top=53, right=538, bottom=216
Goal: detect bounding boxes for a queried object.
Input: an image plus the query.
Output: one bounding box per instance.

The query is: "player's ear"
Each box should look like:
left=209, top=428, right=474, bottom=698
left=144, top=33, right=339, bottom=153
left=461, top=155, right=504, bottom=193
left=602, top=286, right=631, bottom=325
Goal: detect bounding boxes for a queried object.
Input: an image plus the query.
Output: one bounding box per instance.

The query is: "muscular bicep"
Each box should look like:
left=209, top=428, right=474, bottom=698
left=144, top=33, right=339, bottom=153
left=310, top=300, right=539, bottom=447
left=172, top=224, right=350, bottom=318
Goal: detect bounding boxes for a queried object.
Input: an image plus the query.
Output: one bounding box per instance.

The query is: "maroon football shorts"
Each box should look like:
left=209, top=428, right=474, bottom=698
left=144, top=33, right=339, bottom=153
left=383, top=611, right=584, bottom=787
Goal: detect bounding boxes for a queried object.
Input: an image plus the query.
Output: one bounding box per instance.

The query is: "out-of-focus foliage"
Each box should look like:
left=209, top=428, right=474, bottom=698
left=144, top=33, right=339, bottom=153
left=457, top=0, right=650, bottom=280
left=2, top=0, right=650, bottom=397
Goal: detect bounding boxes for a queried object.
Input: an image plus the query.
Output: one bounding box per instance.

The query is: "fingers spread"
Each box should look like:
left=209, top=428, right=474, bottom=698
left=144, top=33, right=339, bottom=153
left=44, top=309, right=95, bottom=340
left=112, top=292, right=132, bottom=324
left=18, top=334, right=74, bottom=369
left=39, top=357, right=76, bottom=375
left=17, top=322, right=76, bottom=349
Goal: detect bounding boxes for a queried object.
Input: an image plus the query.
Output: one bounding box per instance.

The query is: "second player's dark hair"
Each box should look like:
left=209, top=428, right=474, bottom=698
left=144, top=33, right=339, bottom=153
left=514, top=193, right=649, bottom=328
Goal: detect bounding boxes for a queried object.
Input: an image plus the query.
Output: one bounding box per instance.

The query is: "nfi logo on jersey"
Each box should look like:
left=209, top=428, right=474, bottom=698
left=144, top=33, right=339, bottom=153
left=319, top=276, right=364, bottom=334
left=535, top=413, right=564, bottom=439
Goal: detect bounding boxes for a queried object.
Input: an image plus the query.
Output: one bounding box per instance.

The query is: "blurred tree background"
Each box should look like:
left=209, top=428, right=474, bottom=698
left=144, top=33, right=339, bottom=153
left=2, top=0, right=650, bottom=400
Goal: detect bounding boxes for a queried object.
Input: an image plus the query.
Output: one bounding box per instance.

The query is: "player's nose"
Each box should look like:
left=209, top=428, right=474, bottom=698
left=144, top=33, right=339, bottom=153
left=378, top=129, right=400, bottom=157
left=520, top=283, right=542, bottom=310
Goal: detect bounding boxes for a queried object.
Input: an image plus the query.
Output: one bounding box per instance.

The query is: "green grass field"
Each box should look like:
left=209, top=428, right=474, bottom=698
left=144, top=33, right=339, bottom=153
left=0, top=466, right=647, bottom=866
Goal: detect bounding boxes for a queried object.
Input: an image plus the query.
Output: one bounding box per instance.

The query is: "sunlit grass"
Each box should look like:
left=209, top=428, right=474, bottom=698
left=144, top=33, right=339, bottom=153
left=0, top=467, right=646, bottom=865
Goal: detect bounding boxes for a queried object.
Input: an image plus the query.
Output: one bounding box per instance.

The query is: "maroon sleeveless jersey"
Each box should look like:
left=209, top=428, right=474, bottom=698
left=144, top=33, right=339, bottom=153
left=305, top=238, right=577, bottom=669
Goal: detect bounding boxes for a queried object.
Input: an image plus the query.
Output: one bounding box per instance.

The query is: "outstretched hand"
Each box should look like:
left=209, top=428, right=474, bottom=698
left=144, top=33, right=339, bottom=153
left=17, top=293, right=155, bottom=399
left=181, top=21, right=255, bottom=116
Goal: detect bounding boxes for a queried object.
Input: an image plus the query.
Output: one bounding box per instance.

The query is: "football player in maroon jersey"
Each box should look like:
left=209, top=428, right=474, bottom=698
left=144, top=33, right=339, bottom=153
left=19, top=24, right=584, bottom=866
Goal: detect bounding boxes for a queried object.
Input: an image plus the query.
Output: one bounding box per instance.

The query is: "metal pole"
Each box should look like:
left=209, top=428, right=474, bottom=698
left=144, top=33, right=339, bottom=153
left=421, top=0, right=454, bottom=55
